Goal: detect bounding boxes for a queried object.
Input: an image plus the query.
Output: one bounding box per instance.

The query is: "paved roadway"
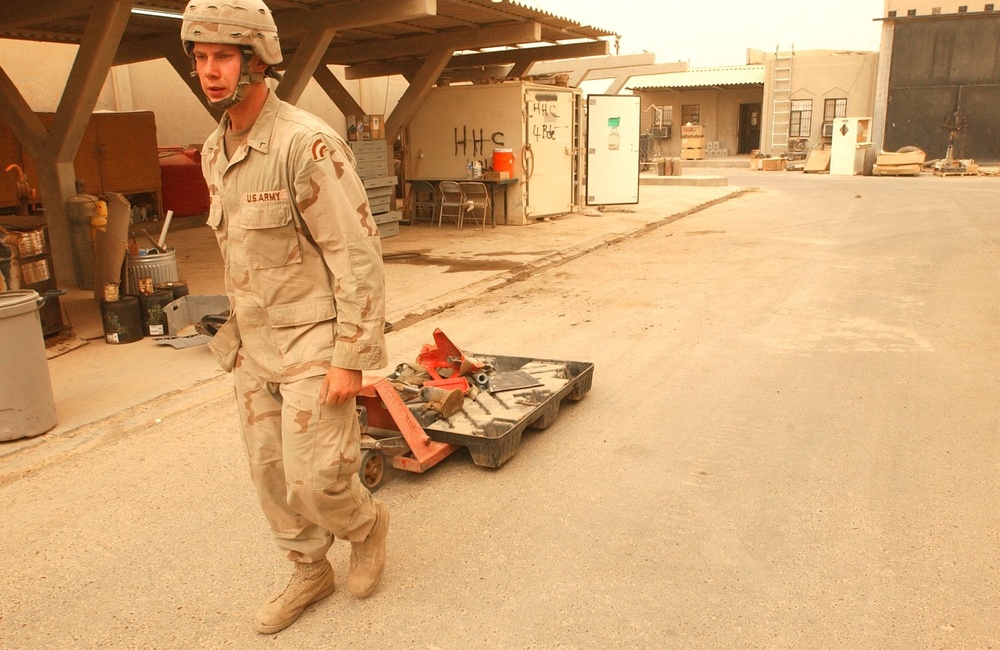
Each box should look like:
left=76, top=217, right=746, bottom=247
left=1, top=169, right=997, bottom=648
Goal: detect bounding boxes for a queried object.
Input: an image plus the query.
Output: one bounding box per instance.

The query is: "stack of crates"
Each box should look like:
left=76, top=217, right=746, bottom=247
left=680, top=124, right=705, bottom=160
left=349, top=140, right=401, bottom=239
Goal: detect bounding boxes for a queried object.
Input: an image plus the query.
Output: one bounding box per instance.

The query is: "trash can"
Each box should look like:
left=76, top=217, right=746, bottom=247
left=125, top=248, right=179, bottom=295
left=0, top=290, right=57, bottom=441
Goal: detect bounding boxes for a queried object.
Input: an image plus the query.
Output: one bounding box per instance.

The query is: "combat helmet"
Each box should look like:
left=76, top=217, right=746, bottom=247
left=181, top=0, right=282, bottom=108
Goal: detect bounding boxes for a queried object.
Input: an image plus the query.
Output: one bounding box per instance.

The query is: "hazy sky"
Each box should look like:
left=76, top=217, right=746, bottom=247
left=529, top=0, right=886, bottom=67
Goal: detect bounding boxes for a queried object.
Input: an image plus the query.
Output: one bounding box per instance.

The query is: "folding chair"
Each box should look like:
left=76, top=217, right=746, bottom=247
left=457, top=182, right=493, bottom=230
left=436, top=181, right=468, bottom=228
left=407, top=180, right=437, bottom=226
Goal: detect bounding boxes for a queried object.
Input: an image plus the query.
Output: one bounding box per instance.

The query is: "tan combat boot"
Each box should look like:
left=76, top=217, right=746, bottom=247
left=253, top=559, right=336, bottom=634
left=348, top=500, right=389, bottom=598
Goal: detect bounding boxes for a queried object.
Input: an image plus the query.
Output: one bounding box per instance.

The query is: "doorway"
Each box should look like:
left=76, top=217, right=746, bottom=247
left=738, top=103, right=762, bottom=154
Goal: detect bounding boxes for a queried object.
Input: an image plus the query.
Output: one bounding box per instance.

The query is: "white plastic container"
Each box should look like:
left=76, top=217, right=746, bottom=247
left=0, top=290, right=57, bottom=440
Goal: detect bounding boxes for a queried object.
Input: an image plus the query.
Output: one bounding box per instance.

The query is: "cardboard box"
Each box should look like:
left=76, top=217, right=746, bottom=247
left=165, top=295, right=230, bottom=336
left=876, top=150, right=926, bottom=166
left=749, top=158, right=763, bottom=171
left=873, top=163, right=922, bottom=176
left=681, top=136, right=705, bottom=150
left=483, top=171, right=510, bottom=181
left=760, top=157, right=786, bottom=172
left=681, top=148, right=704, bottom=160
left=680, top=124, right=704, bottom=137
left=803, top=149, right=831, bottom=173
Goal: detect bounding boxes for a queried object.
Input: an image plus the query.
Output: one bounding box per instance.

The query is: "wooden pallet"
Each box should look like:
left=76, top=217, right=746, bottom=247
left=933, top=168, right=979, bottom=177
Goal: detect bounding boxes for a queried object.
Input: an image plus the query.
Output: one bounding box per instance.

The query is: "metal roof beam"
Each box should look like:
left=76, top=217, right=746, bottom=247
left=323, top=21, right=542, bottom=66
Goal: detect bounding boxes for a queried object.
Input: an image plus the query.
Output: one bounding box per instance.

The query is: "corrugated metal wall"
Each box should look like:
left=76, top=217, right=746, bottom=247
left=886, top=15, right=1000, bottom=162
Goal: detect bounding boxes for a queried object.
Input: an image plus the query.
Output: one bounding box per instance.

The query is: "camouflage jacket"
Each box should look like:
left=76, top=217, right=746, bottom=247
left=202, top=90, right=387, bottom=381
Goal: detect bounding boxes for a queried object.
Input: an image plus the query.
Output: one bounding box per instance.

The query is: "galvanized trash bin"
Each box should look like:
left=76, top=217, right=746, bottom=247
left=0, top=290, right=57, bottom=441
left=125, top=248, right=179, bottom=295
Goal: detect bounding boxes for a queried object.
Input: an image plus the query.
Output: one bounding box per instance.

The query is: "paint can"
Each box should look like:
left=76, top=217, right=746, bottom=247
left=104, top=282, right=121, bottom=302
left=155, top=281, right=189, bottom=301
left=100, top=295, right=143, bottom=344
left=492, top=148, right=515, bottom=175
left=138, top=289, right=174, bottom=336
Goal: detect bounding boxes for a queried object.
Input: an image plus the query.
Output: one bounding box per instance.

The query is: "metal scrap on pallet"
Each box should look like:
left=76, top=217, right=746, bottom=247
left=354, top=328, right=594, bottom=491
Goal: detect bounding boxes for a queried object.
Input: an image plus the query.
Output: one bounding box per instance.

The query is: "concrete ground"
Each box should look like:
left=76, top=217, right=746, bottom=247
left=2, top=178, right=742, bottom=469
left=2, top=165, right=998, bottom=647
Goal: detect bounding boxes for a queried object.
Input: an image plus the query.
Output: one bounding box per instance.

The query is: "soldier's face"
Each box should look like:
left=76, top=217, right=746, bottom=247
left=191, top=43, right=247, bottom=104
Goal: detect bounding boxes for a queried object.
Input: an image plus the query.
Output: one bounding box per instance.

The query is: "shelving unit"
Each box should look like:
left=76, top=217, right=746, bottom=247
left=349, top=140, right=400, bottom=238
left=0, top=216, right=64, bottom=336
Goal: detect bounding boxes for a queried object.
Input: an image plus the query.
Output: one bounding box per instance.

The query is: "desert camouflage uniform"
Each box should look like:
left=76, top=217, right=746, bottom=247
left=202, top=89, right=387, bottom=562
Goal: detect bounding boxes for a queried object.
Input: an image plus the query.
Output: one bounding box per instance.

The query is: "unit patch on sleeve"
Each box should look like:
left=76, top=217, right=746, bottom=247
left=311, top=137, right=328, bottom=161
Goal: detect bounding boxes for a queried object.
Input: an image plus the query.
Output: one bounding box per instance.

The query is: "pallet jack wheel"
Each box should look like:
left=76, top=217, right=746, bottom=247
left=358, top=449, right=385, bottom=492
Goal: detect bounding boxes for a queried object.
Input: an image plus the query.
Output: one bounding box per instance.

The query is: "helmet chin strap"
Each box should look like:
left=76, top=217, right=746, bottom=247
left=213, top=47, right=257, bottom=110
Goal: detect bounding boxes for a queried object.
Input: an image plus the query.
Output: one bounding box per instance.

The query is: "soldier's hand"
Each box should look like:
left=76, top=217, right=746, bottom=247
left=320, top=366, right=362, bottom=405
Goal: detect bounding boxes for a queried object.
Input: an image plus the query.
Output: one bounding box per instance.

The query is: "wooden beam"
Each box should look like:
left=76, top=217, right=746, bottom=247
left=313, top=65, right=365, bottom=121
left=436, top=66, right=511, bottom=84
left=116, top=0, right=437, bottom=66
left=385, top=47, right=453, bottom=144
left=346, top=40, right=608, bottom=80
left=115, top=35, right=178, bottom=67
left=276, top=27, right=338, bottom=105
left=277, top=0, right=436, bottom=35
left=0, top=66, right=49, bottom=160
left=528, top=52, right=657, bottom=77
left=42, top=0, right=135, bottom=288
left=49, top=0, right=134, bottom=163
left=508, top=60, right=532, bottom=78
left=324, top=22, right=542, bottom=66
left=0, top=0, right=93, bottom=30
left=458, top=40, right=609, bottom=70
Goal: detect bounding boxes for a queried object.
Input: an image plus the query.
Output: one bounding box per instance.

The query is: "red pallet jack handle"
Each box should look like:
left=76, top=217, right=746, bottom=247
left=357, top=377, right=459, bottom=473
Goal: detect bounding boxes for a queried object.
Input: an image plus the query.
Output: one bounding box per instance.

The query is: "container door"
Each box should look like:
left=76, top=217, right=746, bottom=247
left=524, top=89, right=576, bottom=217
left=585, top=95, right=640, bottom=205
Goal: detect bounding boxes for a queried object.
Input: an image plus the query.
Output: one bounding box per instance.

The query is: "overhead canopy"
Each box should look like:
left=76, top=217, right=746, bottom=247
left=0, top=0, right=616, bottom=287
left=1, top=1, right=615, bottom=81
left=628, top=65, right=766, bottom=91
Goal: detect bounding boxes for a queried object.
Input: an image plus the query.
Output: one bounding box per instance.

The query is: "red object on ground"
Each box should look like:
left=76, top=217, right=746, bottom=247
left=159, top=147, right=209, bottom=217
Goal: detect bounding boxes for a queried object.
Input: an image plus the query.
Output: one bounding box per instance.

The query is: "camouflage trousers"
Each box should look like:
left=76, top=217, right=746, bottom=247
left=234, top=366, right=378, bottom=563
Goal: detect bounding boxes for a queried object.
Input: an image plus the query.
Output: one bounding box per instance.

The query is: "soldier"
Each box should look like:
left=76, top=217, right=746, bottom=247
left=180, top=0, right=389, bottom=634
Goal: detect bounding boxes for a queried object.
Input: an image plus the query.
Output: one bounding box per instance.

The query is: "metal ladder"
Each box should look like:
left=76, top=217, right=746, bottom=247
left=769, top=47, right=793, bottom=155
